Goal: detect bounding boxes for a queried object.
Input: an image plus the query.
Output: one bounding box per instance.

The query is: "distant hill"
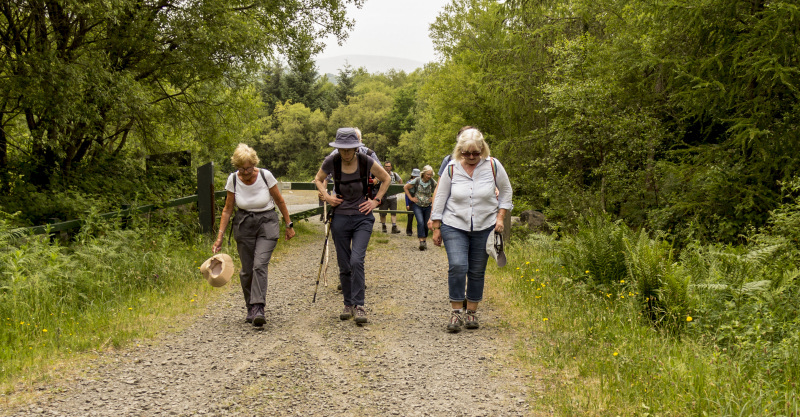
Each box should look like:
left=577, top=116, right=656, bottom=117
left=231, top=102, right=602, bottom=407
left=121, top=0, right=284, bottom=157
left=316, top=55, right=426, bottom=75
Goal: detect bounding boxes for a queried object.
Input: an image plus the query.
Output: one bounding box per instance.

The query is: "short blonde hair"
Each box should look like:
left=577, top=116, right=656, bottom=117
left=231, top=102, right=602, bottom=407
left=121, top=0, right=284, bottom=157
left=421, top=165, right=434, bottom=176
left=452, top=128, right=490, bottom=162
left=231, top=143, right=259, bottom=168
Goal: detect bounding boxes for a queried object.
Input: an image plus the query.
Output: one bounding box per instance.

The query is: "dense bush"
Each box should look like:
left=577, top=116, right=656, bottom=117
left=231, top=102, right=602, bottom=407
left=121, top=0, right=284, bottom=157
left=545, top=207, right=800, bottom=394
left=0, top=155, right=196, bottom=228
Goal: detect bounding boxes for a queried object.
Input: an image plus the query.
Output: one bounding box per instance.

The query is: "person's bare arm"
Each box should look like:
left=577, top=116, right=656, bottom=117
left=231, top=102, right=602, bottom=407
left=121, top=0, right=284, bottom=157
left=212, top=192, right=235, bottom=253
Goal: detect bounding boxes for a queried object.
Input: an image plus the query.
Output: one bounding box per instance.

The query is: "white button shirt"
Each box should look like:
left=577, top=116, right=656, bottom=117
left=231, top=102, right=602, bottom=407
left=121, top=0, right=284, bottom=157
left=431, top=157, right=513, bottom=231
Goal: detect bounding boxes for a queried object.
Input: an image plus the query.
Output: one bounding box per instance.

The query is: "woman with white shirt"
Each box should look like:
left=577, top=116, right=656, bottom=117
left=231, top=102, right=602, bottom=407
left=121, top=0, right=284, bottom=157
left=213, top=143, right=296, bottom=327
left=430, top=128, right=513, bottom=333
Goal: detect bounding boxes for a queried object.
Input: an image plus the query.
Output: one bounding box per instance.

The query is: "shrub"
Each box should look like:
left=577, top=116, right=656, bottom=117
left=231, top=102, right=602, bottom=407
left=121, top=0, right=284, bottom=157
left=561, top=213, right=630, bottom=293
left=624, top=229, right=691, bottom=329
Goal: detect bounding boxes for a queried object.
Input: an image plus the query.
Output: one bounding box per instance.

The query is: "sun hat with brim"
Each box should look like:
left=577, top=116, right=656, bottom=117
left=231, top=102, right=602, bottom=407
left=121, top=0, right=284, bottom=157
left=200, top=253, right=234, bottom=287
left=486, top=231, right=507, bottom=267
left=411, top=168, right=421, bottom=177
left=328, top=127, right=361, bottom=149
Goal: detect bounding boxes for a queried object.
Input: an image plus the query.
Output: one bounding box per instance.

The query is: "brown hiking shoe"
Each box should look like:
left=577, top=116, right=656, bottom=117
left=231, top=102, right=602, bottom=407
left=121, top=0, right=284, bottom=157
left=340, top=305, right=353, bottom=320
left=447, top=310, right=464, bottom=333
left=354, top=305, right=368, bottom=324
left=465, top=309, right=479, bottom=329
left=391, top=225, right=400, bottom=234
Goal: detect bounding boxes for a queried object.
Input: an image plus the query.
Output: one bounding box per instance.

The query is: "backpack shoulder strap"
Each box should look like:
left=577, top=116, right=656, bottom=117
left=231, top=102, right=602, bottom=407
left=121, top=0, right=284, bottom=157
left=260, top=169, right=269, bottom=186
left=490, top=157, right=498, bottom=184
left=332, top=154, right=342, bottom=195
left=358, top=153, right=369, bottom=198
left=231, top=172, right=237, bottom=194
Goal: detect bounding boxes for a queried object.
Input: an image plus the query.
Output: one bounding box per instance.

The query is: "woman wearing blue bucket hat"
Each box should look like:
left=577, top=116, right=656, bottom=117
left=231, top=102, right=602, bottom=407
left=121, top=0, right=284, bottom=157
left=314, top=128, right=391, bottom=325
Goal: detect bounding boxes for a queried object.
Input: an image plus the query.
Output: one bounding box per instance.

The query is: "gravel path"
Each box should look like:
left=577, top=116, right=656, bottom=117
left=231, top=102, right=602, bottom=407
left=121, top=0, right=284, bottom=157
left=6, top=192, right=533, bottom=416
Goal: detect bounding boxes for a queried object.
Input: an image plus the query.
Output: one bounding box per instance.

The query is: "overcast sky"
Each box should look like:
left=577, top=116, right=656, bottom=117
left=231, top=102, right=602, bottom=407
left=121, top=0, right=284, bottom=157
left=317, top=0, right=452, bottom=64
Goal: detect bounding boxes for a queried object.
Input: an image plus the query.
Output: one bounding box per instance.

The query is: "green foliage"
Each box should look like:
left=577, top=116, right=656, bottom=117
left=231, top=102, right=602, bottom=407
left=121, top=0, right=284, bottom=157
left=0, top=0, right=362, bottom=186
left=0, top=153, right=195, bottom=227
left=0, top=209, right=213, bottom=384
left=420, top=0, right=800, bottom=243
left=258, top=101, right=329, bottom=179
left=624, top=229, right=690, bottom=330
left=561, top=214, right=630, bottom=291
left=501, top=236, right=799, bottom=415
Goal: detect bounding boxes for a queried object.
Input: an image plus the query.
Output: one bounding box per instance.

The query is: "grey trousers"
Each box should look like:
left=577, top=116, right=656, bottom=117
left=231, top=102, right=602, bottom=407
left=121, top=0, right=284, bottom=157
left=233, top=209, right=279, bottom=306
left=331, top=213, right=374, bottom=307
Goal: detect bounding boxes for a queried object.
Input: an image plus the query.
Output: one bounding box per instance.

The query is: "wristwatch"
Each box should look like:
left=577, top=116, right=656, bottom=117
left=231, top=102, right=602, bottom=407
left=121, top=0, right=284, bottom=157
left=374, top=197, right=382, bottom=204
left=287, top=222, right=294, bottom=228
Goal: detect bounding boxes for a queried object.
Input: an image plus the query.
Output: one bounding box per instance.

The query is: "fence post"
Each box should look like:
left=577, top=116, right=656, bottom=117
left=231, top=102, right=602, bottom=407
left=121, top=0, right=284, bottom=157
left=197, top=162, right=215, bottom=234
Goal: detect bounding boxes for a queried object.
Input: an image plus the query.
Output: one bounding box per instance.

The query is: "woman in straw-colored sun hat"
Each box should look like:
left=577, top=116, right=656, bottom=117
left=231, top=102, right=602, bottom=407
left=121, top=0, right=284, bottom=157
left=212, top=143, right=296, bottom=327
left=313, top=127, right=391, bottom=326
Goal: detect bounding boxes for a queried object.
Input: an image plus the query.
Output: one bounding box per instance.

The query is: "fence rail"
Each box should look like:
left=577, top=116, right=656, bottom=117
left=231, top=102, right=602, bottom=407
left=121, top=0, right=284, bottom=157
left=15, top=162, right=410, bottom=237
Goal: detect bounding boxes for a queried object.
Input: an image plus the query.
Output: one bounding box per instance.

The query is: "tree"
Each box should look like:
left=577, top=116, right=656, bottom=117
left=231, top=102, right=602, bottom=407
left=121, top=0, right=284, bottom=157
left=335, top=63, right=356, bottom=105
left=0, top=0, right=363, bottom=187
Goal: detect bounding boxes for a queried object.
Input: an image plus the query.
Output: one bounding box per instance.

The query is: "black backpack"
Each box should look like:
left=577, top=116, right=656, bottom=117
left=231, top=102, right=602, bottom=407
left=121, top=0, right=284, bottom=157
left=332, top=153, right=371, bottom=199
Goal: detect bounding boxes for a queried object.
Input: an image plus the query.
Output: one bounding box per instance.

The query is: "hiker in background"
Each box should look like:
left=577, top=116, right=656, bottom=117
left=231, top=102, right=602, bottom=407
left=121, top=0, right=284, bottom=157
left=430, top=128, right=513, bottom=333
left=404, top=165, right=437, bottom=251
left=213, top=143, right=296, bottom=327
left=405, top=168, right=420, bottom=237
left=314, top=128, right=391, bottom=325
left=374, top=160, right=403, bottom=233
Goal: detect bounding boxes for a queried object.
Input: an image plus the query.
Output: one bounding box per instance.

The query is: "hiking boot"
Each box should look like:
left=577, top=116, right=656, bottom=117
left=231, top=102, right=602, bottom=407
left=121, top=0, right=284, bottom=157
left=245, top=304, right=255, bottom=323
left=252, top=304, right=266, bottom=327
left=340, top=305, right=353, bottom=321
left=354, top=305, right=368, bottom=324
left=419, top=241, right=426, bottom=251
left=382, top=224, right=387, bottom=233
left=447, top=310, right=464, bottom=333
left=391, top=225, right=400, bottom=234
left=406, top=231, right=412, bottom=237
left=465, top=310, right=479, bottom=329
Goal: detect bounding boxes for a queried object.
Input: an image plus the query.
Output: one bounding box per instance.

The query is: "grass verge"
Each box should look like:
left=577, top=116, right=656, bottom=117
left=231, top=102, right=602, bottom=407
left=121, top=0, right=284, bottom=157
left=486, top=235, right=800, bottom=416
left=0, top=217, right=318, bottom=408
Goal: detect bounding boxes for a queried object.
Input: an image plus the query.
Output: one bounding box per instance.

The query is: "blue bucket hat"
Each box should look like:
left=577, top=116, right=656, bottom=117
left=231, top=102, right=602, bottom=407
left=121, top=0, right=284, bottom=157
left=329, top=128, right=361, bottom=149
left=411, top=168, right=421, bottom=177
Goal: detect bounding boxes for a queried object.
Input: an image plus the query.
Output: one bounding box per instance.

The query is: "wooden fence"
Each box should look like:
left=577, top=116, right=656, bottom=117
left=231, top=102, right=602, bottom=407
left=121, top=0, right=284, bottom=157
left=16, top=162, right=408, bottom=236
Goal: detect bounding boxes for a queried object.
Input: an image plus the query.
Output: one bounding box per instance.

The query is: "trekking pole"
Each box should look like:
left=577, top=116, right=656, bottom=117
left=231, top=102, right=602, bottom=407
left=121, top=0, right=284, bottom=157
left=313, top=205, right=334, bottom=303
left=322, top=203, right=330, bottom=287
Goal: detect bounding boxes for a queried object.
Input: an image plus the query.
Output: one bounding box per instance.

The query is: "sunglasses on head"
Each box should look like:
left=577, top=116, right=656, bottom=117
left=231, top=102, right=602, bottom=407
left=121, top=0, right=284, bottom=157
left=461, top=150, right=482, bottom=157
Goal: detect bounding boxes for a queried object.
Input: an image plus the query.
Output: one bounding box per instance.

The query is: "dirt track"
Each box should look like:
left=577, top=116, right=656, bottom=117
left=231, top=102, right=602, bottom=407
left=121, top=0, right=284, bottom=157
left=5, top=191, right=534, bottom=416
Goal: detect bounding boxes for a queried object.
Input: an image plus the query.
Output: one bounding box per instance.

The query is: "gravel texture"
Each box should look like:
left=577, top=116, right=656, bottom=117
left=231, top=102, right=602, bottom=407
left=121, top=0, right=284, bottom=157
left=5, top=191, right=534, bottom=416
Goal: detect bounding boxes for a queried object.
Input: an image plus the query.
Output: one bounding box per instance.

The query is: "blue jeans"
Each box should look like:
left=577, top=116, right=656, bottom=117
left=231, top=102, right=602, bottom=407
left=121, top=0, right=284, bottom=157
left=331, top=213, right=374, bottom=307
left=440, top=224, right=494, bottom=303
left=413, top=204, right=431, bottom=238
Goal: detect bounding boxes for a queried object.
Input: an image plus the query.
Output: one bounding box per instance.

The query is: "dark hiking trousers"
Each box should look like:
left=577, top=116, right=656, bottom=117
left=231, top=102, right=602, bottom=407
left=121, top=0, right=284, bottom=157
left=331, top=213, right=374, bottom=307
left=233, top=209, right=280, bottom=306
